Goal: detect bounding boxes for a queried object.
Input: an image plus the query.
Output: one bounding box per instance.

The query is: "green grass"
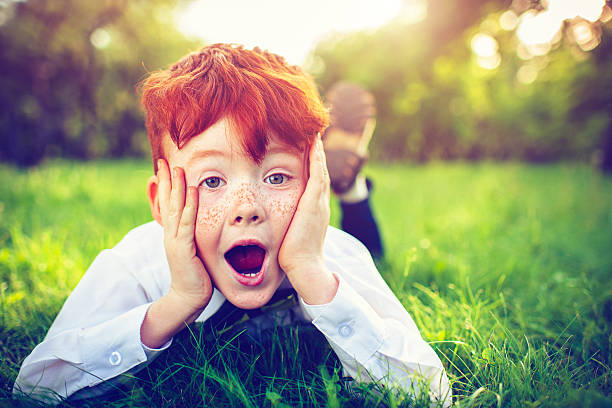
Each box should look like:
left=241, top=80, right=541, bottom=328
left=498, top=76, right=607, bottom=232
left=1, top=159, right=611, bottom=407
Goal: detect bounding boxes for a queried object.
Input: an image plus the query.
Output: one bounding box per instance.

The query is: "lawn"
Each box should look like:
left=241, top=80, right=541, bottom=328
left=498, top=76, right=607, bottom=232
left=1, top=160, right=611, bottom=407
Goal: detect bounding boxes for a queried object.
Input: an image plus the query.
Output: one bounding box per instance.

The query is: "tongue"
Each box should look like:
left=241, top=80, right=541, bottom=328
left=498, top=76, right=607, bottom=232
left=226, top=245, right=265, bottom=273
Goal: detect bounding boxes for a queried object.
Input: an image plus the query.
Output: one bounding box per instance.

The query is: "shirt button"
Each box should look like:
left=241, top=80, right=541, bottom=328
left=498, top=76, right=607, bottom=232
left=109, top=351, right=122, bottom=366
left=338, top=322, right=354, bottom=337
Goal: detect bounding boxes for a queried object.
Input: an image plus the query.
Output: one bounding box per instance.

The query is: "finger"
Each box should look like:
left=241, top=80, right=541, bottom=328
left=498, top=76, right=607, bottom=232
left=168, top=166, right=186, bottom=237
left=295, top=138, right=328, bottom=220
left=307, top=135, right=321, bottom=182
left=157, top=159, right=171, bottom=226
left=308, top=135, right=330, bottom=196
left=177, top=186, right=198, bottom=244
left=317, top=136, right=331, bottom=197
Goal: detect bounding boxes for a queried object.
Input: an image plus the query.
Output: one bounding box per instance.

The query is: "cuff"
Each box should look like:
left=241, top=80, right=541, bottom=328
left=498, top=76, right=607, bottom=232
left=142, top=339, right=172, bottom=359
left=81, top=303, right=152, bottom=387
left=299, top=274, right=385, bottom=363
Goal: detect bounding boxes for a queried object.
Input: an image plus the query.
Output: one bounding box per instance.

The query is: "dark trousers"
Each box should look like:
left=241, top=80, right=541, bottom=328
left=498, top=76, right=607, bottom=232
left=340, top=198, right=383, bottom=259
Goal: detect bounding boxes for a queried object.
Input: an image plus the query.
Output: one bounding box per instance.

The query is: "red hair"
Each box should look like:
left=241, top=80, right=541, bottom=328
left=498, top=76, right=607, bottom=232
left=140, top=44, right=329, bottom=171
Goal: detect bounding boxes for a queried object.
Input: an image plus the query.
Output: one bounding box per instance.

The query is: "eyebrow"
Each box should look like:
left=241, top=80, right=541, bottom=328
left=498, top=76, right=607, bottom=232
left=186, top=145, right=302, bottom=167
left=266, top=145, right=302, bottom=156
left=187, top=149, right=226, bottom=166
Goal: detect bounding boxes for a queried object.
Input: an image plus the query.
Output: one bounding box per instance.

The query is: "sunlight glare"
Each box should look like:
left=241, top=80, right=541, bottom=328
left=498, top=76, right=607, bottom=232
left=499, top=10, right=519, bottom=31
left=90, top=28, right=111, bottom=49
left=175, top=0, right=403, bottom=65
left=477, top=54, right=501, bottom=70
left=516, top=0, right=605, bottom=55
left=471, top=33, right=498, bottom=58
left=517, top=10, right=562, bottom=46
left=395, top=0, right=427, bottom=25
left=572, top=21, right=600, bottom=51
left=529, top=42, right=552, bottom=57
left=471, top=33, right=501, bottom=70
left=547, top=0, right=605, bottom=22
left=572, top=21, right=594, bottom=44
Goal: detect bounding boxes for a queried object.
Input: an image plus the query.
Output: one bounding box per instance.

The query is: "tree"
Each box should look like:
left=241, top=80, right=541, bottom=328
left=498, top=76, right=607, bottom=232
left=0, top=0, right=200, bottom=166
left=310, top=0, right=510, bottom=161
left=571, top=23, right=612, bottom=172
left=310, top=0, right=611, bottom=164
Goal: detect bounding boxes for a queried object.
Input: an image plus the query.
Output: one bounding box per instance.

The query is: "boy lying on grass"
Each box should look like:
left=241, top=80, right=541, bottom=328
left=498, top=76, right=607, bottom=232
left=14, top=44, right=450, bottom=406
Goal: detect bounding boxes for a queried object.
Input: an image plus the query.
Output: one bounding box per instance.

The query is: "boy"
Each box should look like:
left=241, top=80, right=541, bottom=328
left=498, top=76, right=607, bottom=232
left=14, top=44, right=450, bottom=406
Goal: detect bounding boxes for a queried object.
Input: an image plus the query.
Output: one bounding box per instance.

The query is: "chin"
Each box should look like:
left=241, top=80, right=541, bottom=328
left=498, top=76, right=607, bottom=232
left=225, top=287, right=276, bottom=310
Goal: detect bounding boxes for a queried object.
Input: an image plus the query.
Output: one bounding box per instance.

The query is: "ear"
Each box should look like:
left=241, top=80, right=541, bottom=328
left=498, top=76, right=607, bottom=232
left=147, top=174, right=162, bottom=225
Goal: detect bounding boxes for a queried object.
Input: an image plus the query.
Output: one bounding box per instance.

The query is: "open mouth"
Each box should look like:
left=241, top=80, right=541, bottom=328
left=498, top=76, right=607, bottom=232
left=224, top=244, right=266, bottom=278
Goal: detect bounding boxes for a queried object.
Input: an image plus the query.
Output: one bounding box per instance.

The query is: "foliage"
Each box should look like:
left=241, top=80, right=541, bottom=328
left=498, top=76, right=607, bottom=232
left=1, top=160, right=611, bottom=406
left=0, top=0, right=201, bottom=166
left=1, top=0, right=610, bottom=168
left=1, top=0, right=611, bottom=168
left=311, top=4, right=612, bottom=165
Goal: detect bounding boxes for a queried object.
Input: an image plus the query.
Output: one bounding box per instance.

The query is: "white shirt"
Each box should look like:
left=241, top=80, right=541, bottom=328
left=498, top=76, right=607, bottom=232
left=14, top=221, right=451, bottom=406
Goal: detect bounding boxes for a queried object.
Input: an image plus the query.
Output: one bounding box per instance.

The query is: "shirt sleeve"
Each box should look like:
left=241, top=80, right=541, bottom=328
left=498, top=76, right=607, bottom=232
left=13, top=248, right=170, bottom=404
left=300, top=231, right=452, bottom=407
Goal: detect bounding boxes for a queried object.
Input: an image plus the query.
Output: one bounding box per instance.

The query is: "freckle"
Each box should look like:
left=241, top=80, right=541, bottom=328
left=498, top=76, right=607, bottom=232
left=268, top=192, right=299, bottom=218
left=197, top=202, right=228, bottom=230
left=235, top=183, right=257, bottom=206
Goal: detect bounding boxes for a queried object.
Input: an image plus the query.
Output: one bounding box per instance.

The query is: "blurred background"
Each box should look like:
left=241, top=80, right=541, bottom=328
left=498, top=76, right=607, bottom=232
left=0, top=0, right=610, bottom=171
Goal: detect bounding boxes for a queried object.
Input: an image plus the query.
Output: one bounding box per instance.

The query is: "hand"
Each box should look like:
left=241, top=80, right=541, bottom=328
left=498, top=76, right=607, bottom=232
left=278, top=136, right=338, bottom=305
left=157, top=159, right=213, bottom=314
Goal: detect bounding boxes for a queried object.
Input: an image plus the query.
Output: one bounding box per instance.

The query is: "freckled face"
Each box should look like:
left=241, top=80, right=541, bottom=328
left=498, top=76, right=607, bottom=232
left=163, top=118, right=307, bottom=309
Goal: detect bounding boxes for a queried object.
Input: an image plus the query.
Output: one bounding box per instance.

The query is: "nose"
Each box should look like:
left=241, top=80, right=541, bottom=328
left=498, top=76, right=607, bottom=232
left=229, top=184, right=264, bottom=226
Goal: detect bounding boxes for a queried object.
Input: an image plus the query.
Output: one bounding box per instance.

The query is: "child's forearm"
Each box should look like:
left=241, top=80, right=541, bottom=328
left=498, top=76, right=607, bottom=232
left=140, top=289, right=204, bottom=349
left=289, top=262, right=339, bottom=306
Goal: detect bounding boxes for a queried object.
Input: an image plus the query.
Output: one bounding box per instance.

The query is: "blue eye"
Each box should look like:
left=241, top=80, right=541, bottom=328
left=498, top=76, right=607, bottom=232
left=201, top=177, right=225, bottom=189
left=265, top=174, right=286, bottom=185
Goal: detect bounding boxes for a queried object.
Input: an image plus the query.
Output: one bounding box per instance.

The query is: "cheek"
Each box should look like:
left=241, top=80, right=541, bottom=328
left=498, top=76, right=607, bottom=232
left=195, top=194, right=229, bottom=232
left=265, top=189, right=302, bottom=226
